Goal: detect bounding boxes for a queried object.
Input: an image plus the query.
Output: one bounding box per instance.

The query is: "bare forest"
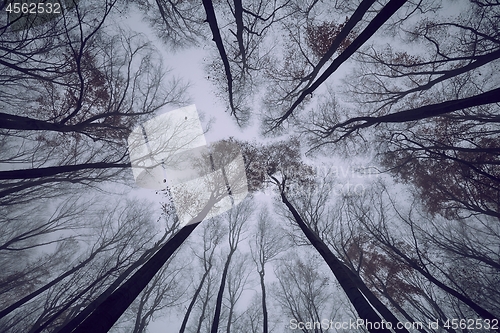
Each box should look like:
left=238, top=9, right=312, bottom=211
left=0, top=0, right=499, bottom=332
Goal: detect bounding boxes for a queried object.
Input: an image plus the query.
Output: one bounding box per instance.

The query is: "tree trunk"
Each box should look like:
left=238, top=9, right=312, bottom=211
left=0, top=162, right=130, bottom=180
left=280, top=190, right=391, bottom=333
left=178, top=267, right=211, bottom=333
left=259, top=271, right=268, bottom=333
left=344, top=263, right=410, bottom=333
left=202, top=0, right=235, bottom=112
left=67, top=222, right=200, bottom=333
left=210, top=250, right=234, bottom=333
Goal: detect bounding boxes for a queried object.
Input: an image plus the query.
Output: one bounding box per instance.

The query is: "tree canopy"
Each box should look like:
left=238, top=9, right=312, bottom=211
left=0, top=0, right=498, bottom=332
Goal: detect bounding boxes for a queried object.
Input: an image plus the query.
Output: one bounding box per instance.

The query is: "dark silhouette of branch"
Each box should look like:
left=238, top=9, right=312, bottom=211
left=272, top=0, right=407, bottom=128
left=202, top=0, right=236, bottom=113
left=274, top=175, right=392, bottom=333
left=366, top=48, right=500, bottom=112
left=64, top=221, right=201, bottom=333
left=321, top=86, right=500, bottom=142
left=0, top=162, right=130, bottom=180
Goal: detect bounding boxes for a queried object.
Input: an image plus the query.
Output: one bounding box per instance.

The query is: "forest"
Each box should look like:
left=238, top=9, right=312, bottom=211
left=0, top=0, right=499, bottom=332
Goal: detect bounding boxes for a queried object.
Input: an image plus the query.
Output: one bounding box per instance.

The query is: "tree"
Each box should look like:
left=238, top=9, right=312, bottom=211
left=178, top=218, right=225, bottom=333
left=0, top=197, right=151, bottom=320
left=0, top=1, right=188, bottom=205
left=271, top=251, right=338, bottom=333
left=210, top=197, right=253, bottom=333
left=302, top=0, right=500, bottom=219
left=377, top=118, right=500, bottom=220
left=250, top=207, right=286, bottom=333
left=2, top=0, right=499, bottom=332
left=202, top=0, right=290, bottom=125
left=261, top=0, right=410, bottom=130
left=59, top=139, right=249, bottom=333
left=117, top=254, right=187, bottom=333
left=241, top=139, right=405, bottom=332
left=0, top=197, right=163, bottom=333
left=347, top=182, right=500, bottom=321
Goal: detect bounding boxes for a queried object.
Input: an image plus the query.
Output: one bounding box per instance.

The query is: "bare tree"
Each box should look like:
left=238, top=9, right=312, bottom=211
left=262, top=0, right=413, bottom=130
left=178, top=218, right=225, bottom=333
left=301, top=0, right=500, bottom=220
left=347, top=182, right=500, bottom=321
left=0, top=1, right=188, bottom=205
left=60, top=139, right=248, bottom=333
left=271, top=251, right=338, bottom=333
left=240, top=139, right=404, bottom=333
left=250, top=206, right=286, bottom=333
left=0, top=197, right=165, bottom=333
left=201, top=0, right=290, bottom=125
left=118, top=254, right=188, bottom=333
left=210, top=197, right=253, bottom=333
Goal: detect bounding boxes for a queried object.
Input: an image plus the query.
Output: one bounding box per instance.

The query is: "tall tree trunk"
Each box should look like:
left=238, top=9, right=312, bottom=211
left=304, top=0, right=377, bottom=87
left=68, top=222, right=201, bottom=333
left=0, top=162, right=130, bottom=180
left=210, top=250, right=234, bottom=333
left=279, top=188, right=391, bottom=333
left=330, top=86, right=500, bottom=136
left=344, top=264, right=410, bottom=333
left=259, top=271, right=268, bottom=333
left=202, top=0, right=235, bottom=112
left=179, top=266, right=211, bottom=333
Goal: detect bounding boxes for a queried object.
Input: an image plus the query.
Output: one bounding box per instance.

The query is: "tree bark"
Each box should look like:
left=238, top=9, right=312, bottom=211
left=279, top=186, right=391, bottom=332
left=276, top=0, right=407, bottom=126
left=210, top=250, right=234, bottom=333
left=259, top=271, right=268, bottom=333
left=67, top=221, right=201, bottom=333
left=0, top=162, right=130, bottom=180
left=178, top=265, right=212, bottom=333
